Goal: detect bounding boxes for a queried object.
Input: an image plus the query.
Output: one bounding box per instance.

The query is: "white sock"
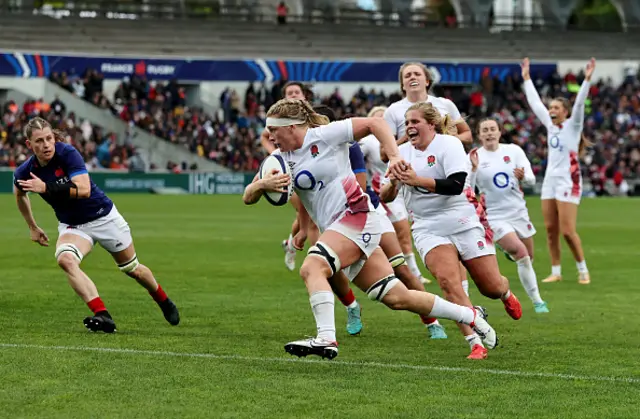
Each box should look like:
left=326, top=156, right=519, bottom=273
left=425, top=319, right=441, bottom=328
left=465, top=333, right=484, bottom=349
left=347, top=301, right=358, bottom=309
left=551, top=265, right=562, bottom=276
left=404, top=253, right=422, bottom=279
left=501, top=289, right=511, bottom=301
left=462, top=279, right=469, bottom=296
left=576, top=260, right=588, bottom=274
left=310, top=291, right=336, bottom=342
left=429, top=295, right=474, bottom=324
left=516, top=256, right=543, bottom=304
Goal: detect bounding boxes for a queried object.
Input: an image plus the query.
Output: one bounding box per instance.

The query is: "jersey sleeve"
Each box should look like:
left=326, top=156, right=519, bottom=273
left=348, top=143, right=367, bottom=175
left=465, top=158, right=477, bottom=191
left=523, top=79, right=553, bottom=129
left=443, top=99, right=463, bottom=124
left=61, top=146, right=89, bottom=178
left=383, top=107, right=399, bottom=137
left=512, top=145, right=536, bottom=186
left=317, top=120, right=354, bottom=147
left=12, top=165, right=28, bottom=192
left=570, top=80, right=591, bottom=128
left=442, top=137, right=469, bottom=177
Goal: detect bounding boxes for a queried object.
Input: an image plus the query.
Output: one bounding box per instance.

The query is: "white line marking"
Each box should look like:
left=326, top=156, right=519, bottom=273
left=1, top=343, right=638, bottom=384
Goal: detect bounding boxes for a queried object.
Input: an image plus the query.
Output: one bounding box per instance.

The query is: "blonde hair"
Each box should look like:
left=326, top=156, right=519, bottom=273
left=367, top=106, right=387, bottom=117
left=406, top=103, right=457, bottom=135
left=24, top=117, right=66, bottom=142
left=399, top=62, right=434, bottom=96
left=267, top=99, right=329, bottom=127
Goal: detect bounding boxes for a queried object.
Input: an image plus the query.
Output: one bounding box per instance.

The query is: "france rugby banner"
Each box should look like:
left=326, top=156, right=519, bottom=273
left=0, top=52, right=556, bottom=84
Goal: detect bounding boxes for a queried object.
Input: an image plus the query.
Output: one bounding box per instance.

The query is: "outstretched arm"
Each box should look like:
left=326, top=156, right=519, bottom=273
left=570, top=58, right=596, bottom=127
left=521, top=58, right=553, bottom=129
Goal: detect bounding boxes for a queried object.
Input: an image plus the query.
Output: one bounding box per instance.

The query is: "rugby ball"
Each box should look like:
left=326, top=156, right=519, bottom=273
left=259, top=154, right=293, bottom=206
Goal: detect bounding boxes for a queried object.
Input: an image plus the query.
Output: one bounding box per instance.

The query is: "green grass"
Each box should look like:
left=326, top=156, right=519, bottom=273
left=1, top=194, right=639, bottom=418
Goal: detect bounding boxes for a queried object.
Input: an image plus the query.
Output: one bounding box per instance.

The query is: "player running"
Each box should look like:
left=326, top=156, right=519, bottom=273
left=382, top=62, right=473, bottom=285
left=359, top=106, right=448, bottom=340
left=13, top=117, right=180, bottom=333
left=468, top=118, right=549, bottom=313
left=243, top=99, right=497, bottom=360
left=521, top=57, right=595, bottom=285
left=381, top=103, right=521, bottom=360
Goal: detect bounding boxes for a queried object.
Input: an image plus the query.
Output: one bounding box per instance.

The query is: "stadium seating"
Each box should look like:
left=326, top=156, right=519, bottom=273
left=0, top=13, right=639, bottom=60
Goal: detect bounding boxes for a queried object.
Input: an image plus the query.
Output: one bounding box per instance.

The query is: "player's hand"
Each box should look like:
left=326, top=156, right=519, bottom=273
left=469, top=148, right=479, bottom=171
left=260, top=169, right=290, bottom=193
left=513, top=167, right=525, bottom=181
left=292, top=230, right=306, bottom=251
left=585, top=57, right=596, bottom=81
left=17, top=172, right=47, bottom=194
left=386, top=157, right=408, bottom=180
left=29, top=226, right=49, bottom=247
left=520, top=57, right=531, bottom=80
left=397, top=165, right=420, bottom=187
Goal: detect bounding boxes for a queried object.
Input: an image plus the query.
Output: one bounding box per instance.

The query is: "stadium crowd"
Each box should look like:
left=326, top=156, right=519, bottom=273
left=2, top=66, right=638, bottom=194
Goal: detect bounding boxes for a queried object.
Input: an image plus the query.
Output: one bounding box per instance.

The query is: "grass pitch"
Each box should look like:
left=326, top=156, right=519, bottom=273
left=1, top=194, right=639, bottom=418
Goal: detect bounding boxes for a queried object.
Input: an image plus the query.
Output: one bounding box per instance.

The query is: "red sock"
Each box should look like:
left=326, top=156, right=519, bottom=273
left=150, top=284, right=168, bottom=303
left=338, top=289, right=356, bottom=307
left=420, top=315, right=437, bottom=325
left=87, top=297, right=107, bottom=314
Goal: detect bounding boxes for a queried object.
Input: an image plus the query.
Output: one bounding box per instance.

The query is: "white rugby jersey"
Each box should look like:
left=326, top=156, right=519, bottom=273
left=523, top=79, right=590, bottom=180
left=383, top=95, right=463, bottom=139
left=387, top=134, right=480, bottom=236
left=470, top=144, right=535, bottom=222
left=358, top=134, right=387, bottom=193
left=274, top=120, right=373, bottom=231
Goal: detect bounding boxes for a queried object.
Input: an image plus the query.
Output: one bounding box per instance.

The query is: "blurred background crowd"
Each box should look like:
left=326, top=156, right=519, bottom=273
left=1, top=65, right=638, bottom=196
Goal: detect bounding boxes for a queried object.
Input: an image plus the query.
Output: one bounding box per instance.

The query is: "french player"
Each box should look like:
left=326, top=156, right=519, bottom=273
left=13, top=117, right=180, bottom=333
left=468, top=118, right=549, bottom=313
left=380, top=103, right=521, bottom=360
left=243, top=99, right=497, bottom=359
left=522, top=57, right=595, bottom=285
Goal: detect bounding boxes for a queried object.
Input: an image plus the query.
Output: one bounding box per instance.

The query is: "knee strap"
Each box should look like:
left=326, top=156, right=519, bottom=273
left=55, top=243, right=84, bottom=262
left=307, top=242, right=341, bottom=276
left=366, top=274, right=401, bottom=301
left=118, top=254, right=140, bottom=273
left=388, top=253, right=406, bottom=269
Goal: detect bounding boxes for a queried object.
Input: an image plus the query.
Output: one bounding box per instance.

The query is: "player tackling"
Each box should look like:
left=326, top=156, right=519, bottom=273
left=13, top=117, right=180, bottom=333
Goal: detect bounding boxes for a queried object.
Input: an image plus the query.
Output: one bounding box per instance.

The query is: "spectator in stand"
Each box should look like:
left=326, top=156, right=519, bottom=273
left=277, top=2, right=288, bottom=25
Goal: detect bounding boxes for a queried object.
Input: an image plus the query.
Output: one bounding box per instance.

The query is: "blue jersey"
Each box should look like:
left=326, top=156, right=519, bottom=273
left=348, top=142, right=380, bottom=208
left=13, top=142, right=114, bottom=225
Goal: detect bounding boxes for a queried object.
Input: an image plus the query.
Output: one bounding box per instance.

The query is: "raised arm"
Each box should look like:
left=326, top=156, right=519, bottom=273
left=521, top=58, right=553, bottom=129
left=570, top=58, right=596, bottom=127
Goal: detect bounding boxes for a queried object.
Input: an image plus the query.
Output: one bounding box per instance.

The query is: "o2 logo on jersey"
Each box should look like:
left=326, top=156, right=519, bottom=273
left=294, top=170, right=325, bottom=191
left=427, top=155, right=436, bottom=167
left=549, top=135, right=563, bottom=151
left=493, top=172, right=510, bottom=189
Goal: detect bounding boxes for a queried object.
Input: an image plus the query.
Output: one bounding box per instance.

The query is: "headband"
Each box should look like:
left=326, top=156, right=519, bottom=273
left=266, top=117, right=305, bottom=127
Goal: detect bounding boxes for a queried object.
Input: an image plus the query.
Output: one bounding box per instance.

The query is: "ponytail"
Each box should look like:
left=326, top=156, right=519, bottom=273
left=436, top=114, right=458, bottom=136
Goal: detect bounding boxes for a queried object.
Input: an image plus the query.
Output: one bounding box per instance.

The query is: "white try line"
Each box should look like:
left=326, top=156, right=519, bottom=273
left=2, top=342, right=639, bottom=385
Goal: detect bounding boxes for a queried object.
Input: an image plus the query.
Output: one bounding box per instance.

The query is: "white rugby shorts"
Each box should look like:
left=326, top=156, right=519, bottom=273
left=58, top=206, right=133, bottom=253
